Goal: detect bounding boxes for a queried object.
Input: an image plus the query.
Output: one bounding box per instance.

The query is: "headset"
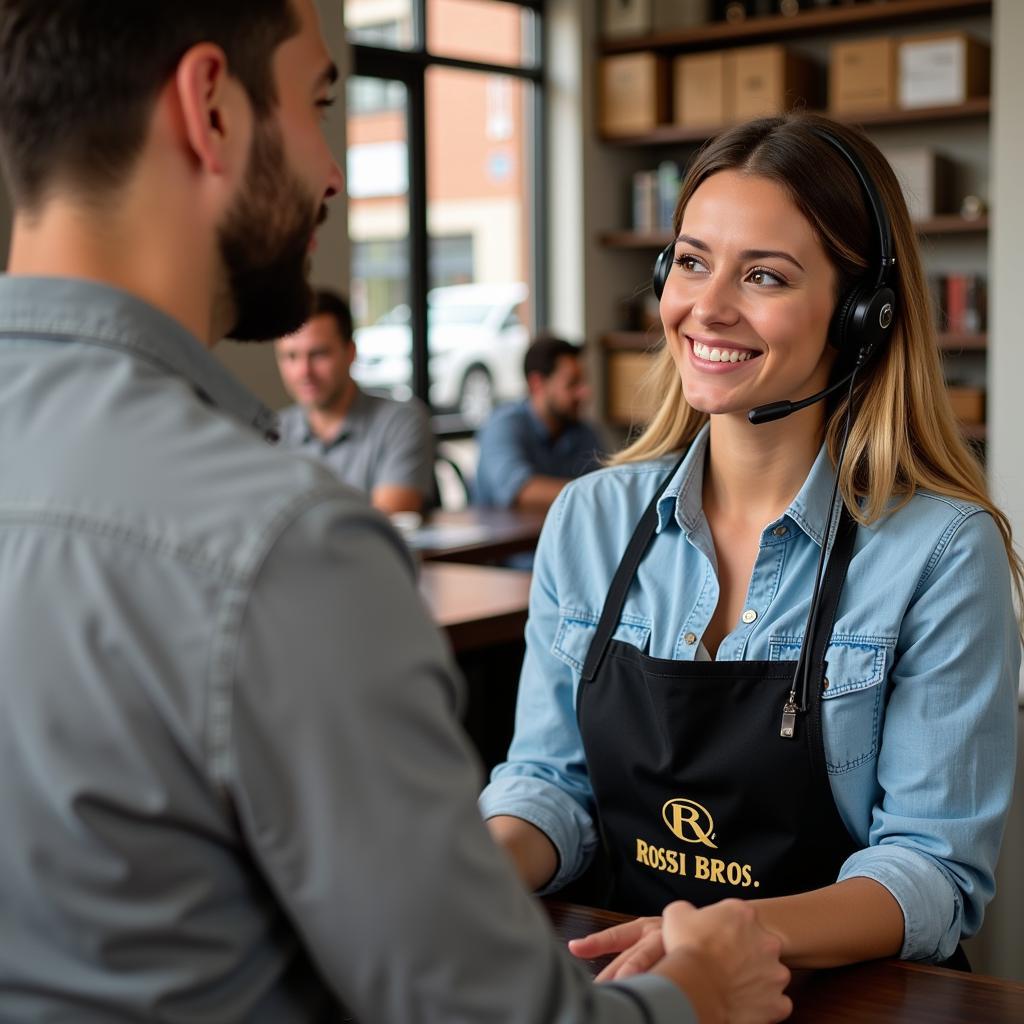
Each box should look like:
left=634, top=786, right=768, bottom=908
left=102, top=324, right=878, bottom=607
left=652, top=125, right=898, bottom=424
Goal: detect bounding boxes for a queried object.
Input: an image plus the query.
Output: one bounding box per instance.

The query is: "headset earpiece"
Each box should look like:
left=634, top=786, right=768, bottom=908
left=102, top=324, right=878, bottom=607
left=652, top=241, right=675, bottom=301
left=811, top=126, right=897, bottom=371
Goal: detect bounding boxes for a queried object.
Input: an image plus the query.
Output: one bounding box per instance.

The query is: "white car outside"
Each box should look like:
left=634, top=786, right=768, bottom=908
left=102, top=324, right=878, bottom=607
left=352, top=282, right=530, bottom=425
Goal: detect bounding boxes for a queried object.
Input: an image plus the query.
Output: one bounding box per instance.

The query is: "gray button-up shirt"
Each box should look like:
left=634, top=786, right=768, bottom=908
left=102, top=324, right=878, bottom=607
left=277, top=390, right=435, bottom=501
left=0, top=276, right=689, bottom=1023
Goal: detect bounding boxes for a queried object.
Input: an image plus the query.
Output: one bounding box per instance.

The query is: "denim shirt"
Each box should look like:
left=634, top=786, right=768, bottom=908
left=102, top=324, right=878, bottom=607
left=0, top=276, right=688, bottom=1023
left=473, top=400, right=604, bottom=508
left=480, top=425, right=1020, bottom=963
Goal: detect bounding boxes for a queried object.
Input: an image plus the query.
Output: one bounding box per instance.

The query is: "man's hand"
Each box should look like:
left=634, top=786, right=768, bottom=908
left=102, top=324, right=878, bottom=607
left=571, top=900, right=791, bottom=1024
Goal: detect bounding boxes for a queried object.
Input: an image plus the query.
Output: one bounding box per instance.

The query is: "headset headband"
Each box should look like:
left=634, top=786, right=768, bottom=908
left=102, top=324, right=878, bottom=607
left=808, top=126, right=895, bottom=291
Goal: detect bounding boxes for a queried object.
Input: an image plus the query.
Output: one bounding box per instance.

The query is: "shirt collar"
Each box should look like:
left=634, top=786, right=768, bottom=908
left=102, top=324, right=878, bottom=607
left=304, top=386, right=369, bottom=448
left=0, top=275, right=279, bottom=441
left=654, top=422, right=838, bottom=547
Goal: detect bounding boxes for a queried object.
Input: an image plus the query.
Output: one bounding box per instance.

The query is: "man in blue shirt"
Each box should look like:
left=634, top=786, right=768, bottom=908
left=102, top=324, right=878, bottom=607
left=474, top=334, right=605, bottom=511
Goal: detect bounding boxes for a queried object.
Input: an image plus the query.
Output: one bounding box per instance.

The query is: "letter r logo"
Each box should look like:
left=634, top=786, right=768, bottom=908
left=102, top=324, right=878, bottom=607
left=662, top=798, right=718, bottom=849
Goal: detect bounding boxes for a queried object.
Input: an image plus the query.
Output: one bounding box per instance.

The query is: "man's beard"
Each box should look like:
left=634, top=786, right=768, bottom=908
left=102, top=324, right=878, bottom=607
left=218, top=119, right=325, bottom=342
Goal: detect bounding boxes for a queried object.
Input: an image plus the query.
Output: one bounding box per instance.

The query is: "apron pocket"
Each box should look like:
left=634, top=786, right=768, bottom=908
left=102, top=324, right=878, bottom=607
left=769, top=634, right=893, bottom=774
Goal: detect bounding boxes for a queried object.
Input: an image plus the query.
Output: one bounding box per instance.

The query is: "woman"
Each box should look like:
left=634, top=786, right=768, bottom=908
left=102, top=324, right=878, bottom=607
left=479, top=113, right=1021, bottom=971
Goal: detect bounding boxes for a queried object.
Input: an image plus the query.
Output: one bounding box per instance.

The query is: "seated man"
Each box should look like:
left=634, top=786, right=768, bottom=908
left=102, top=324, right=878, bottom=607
left=275, top=289, right=434, bottom=514
left=474, top=334, right=604, bottom=512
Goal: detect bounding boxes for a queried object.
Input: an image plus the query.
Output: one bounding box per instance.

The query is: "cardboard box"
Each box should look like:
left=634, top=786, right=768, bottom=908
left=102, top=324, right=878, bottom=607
left=730, top=46, right=818, bottom=121
left=946, top=386, right=985, bottom=424
left=606, top=350, right=658, bottom=426
left=829, top=38, right=897, bottom=114
left=674, top=51, right=729, bottom=128
left=599, top=53, right=669, bottom=137
left=898, top=33, right=989, bottom=109
left=881, top=146, right=954, bottom=221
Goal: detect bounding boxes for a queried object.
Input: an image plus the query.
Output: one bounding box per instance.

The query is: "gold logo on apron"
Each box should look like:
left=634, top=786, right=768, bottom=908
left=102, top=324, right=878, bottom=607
left=661, top=797, right=718, bottom=849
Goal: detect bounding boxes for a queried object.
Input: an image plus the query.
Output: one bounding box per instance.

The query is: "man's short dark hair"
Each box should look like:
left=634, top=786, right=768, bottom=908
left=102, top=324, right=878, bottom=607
left=524, top=334, right=582, bottom=381
left=311, top=289, right=355, bottom=346
left=0, top=1, right=299, bottom=208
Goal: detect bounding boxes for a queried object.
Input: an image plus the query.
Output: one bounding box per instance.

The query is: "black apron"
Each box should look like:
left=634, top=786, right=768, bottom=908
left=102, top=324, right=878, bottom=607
left=577, top=453, right=859, bottom=915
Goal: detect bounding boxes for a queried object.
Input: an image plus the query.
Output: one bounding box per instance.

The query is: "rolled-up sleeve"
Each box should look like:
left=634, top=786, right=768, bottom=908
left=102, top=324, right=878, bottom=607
left=480, top=489, right=601, bottom=892
left=224, top=496, right=690, bottom=1023
left=838, top=509, right=1020, bottom=962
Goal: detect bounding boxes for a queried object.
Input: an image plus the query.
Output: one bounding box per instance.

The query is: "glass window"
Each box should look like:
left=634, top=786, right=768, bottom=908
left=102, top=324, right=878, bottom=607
left=344, top=2, right=415, bottom=50
left=347, top=1, right=544, bottom=436
left=426, top=0, right=538, bottom=69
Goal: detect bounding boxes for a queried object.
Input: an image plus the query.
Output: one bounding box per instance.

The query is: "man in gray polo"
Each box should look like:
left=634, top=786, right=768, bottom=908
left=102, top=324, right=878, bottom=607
left=275, top=288, right=435, bottom=514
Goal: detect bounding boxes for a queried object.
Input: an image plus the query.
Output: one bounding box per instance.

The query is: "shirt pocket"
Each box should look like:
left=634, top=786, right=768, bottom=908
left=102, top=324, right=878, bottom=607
left=552, top=609, right=652, bottom=675
left=769, top=635, right=894, bottom=774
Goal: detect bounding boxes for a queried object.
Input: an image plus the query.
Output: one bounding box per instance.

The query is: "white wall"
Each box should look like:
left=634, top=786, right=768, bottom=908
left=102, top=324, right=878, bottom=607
left=964, top=0, right=1024, bottom=984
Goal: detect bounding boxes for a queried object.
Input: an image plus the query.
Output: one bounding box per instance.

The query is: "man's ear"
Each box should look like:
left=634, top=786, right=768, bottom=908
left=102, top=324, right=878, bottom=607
left=174, top=43, right=248, bottom=177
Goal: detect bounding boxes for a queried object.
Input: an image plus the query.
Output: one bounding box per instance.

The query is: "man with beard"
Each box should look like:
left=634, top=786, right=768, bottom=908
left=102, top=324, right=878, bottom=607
left=0, top=2, right=792, bottom=1023
left=474, top=334, right=605, bottom=513
left=275, top=289, right=435, bottom=515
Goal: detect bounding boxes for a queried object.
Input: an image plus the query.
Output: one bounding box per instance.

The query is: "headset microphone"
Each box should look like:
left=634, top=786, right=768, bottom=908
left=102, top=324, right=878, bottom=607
left=748, top=361, right=863, bottom=425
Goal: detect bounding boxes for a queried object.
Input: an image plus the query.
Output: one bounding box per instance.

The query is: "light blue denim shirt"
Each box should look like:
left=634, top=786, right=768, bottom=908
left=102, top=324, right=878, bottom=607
left=480, top=425, right=1020, bottom=963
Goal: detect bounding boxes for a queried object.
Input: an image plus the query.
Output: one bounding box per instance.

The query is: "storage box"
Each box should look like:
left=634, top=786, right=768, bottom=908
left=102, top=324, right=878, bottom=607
left=729, top=46, right=818, bottom=121
left=898, top=33, right=989, bottom=109
left=829, top=38, right=897, bottom=114
left=606, top=350, right=658, bottom=426
left=599, top=53, right=669, bottom=137
left=674, top=51, right=729, bottom=128
left=946, top=386, right=985, bottom=424
left=881, top=146, right=954, bottom=221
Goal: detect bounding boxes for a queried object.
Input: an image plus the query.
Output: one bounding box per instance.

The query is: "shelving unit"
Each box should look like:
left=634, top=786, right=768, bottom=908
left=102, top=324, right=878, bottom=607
left=599, top=214, right=989, bottom=249
left=600, top=0, right=991, bottom=55
left=593, top=0, right=992, bottom=444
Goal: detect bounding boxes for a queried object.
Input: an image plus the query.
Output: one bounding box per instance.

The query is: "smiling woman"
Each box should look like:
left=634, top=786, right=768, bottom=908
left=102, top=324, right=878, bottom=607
left=481, top=111, right=1023, bottom=975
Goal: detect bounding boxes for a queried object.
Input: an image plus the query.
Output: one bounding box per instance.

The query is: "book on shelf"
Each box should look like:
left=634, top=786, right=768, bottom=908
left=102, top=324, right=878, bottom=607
left=928, top=273, right=987, bottom=334
left=631, top=162, right=682, bottom=233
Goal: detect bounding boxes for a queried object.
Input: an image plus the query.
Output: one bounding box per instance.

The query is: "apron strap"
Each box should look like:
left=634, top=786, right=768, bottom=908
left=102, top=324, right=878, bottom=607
left=581, top=452, right=686, bottom=683
left=799, top=502, right=859, bottom=710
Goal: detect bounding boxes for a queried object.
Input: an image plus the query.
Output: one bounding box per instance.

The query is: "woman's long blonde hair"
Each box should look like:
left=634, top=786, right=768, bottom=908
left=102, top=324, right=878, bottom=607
left=613, top=112, right=1023, bottom=611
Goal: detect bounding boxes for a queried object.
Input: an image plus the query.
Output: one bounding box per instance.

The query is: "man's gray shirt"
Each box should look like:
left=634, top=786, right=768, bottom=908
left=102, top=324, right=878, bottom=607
left=0, top=277, right=691, bottom=1023
left=276, top=390, right=434, bottom=502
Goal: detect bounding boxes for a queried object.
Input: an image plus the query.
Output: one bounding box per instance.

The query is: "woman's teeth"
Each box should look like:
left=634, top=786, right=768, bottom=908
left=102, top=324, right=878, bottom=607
left=692, top=340, right=755, bottom=363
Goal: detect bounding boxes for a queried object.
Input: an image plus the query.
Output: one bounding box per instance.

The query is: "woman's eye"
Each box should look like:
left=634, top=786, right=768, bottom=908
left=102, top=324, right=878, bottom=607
left=748, top=268, right=785, bottom=287
left=673, top=254, right=707, bottom=273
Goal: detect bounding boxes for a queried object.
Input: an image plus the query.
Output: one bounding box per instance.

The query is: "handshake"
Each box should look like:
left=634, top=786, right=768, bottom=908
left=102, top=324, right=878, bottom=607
left=569, top=899, right=792, bottom=1024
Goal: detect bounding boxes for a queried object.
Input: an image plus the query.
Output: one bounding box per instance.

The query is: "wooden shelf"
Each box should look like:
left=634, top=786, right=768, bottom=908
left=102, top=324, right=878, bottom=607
left=917, top=213, right=989, bottom=234
left=939, top=333, right=987, bottom=351
left=603, top=330, right=664, bottom=351
left=601, top=0, right=991, bottom=55
left=600, top=98, right=990, bottom=146
left=600, top=216, right=987, bottom=249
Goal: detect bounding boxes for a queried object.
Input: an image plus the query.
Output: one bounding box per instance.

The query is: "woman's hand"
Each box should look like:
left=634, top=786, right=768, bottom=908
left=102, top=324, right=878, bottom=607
left=568, top=914, right=665, bottom=981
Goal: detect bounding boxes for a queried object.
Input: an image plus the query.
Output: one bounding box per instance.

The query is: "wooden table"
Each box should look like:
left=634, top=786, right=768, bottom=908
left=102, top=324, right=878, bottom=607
left=405, top=507, right=546, bottom=564
left=419, top=562, right=531, bottom=653
left=544, top=900, right=1024, bottom=1023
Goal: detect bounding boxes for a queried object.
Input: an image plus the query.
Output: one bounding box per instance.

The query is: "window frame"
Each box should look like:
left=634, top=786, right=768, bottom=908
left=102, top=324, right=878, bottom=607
left=348, top=0, right=547, bottom=436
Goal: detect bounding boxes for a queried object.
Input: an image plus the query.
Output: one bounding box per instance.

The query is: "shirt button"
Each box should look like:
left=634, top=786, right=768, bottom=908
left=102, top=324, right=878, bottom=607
left=823, top=677, right=830, bottom=690
left=684, top=631, right=697, bottom=646
left=741, top=609, right=757, bottom=624
left=773, top=525, right=788, bottom=537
